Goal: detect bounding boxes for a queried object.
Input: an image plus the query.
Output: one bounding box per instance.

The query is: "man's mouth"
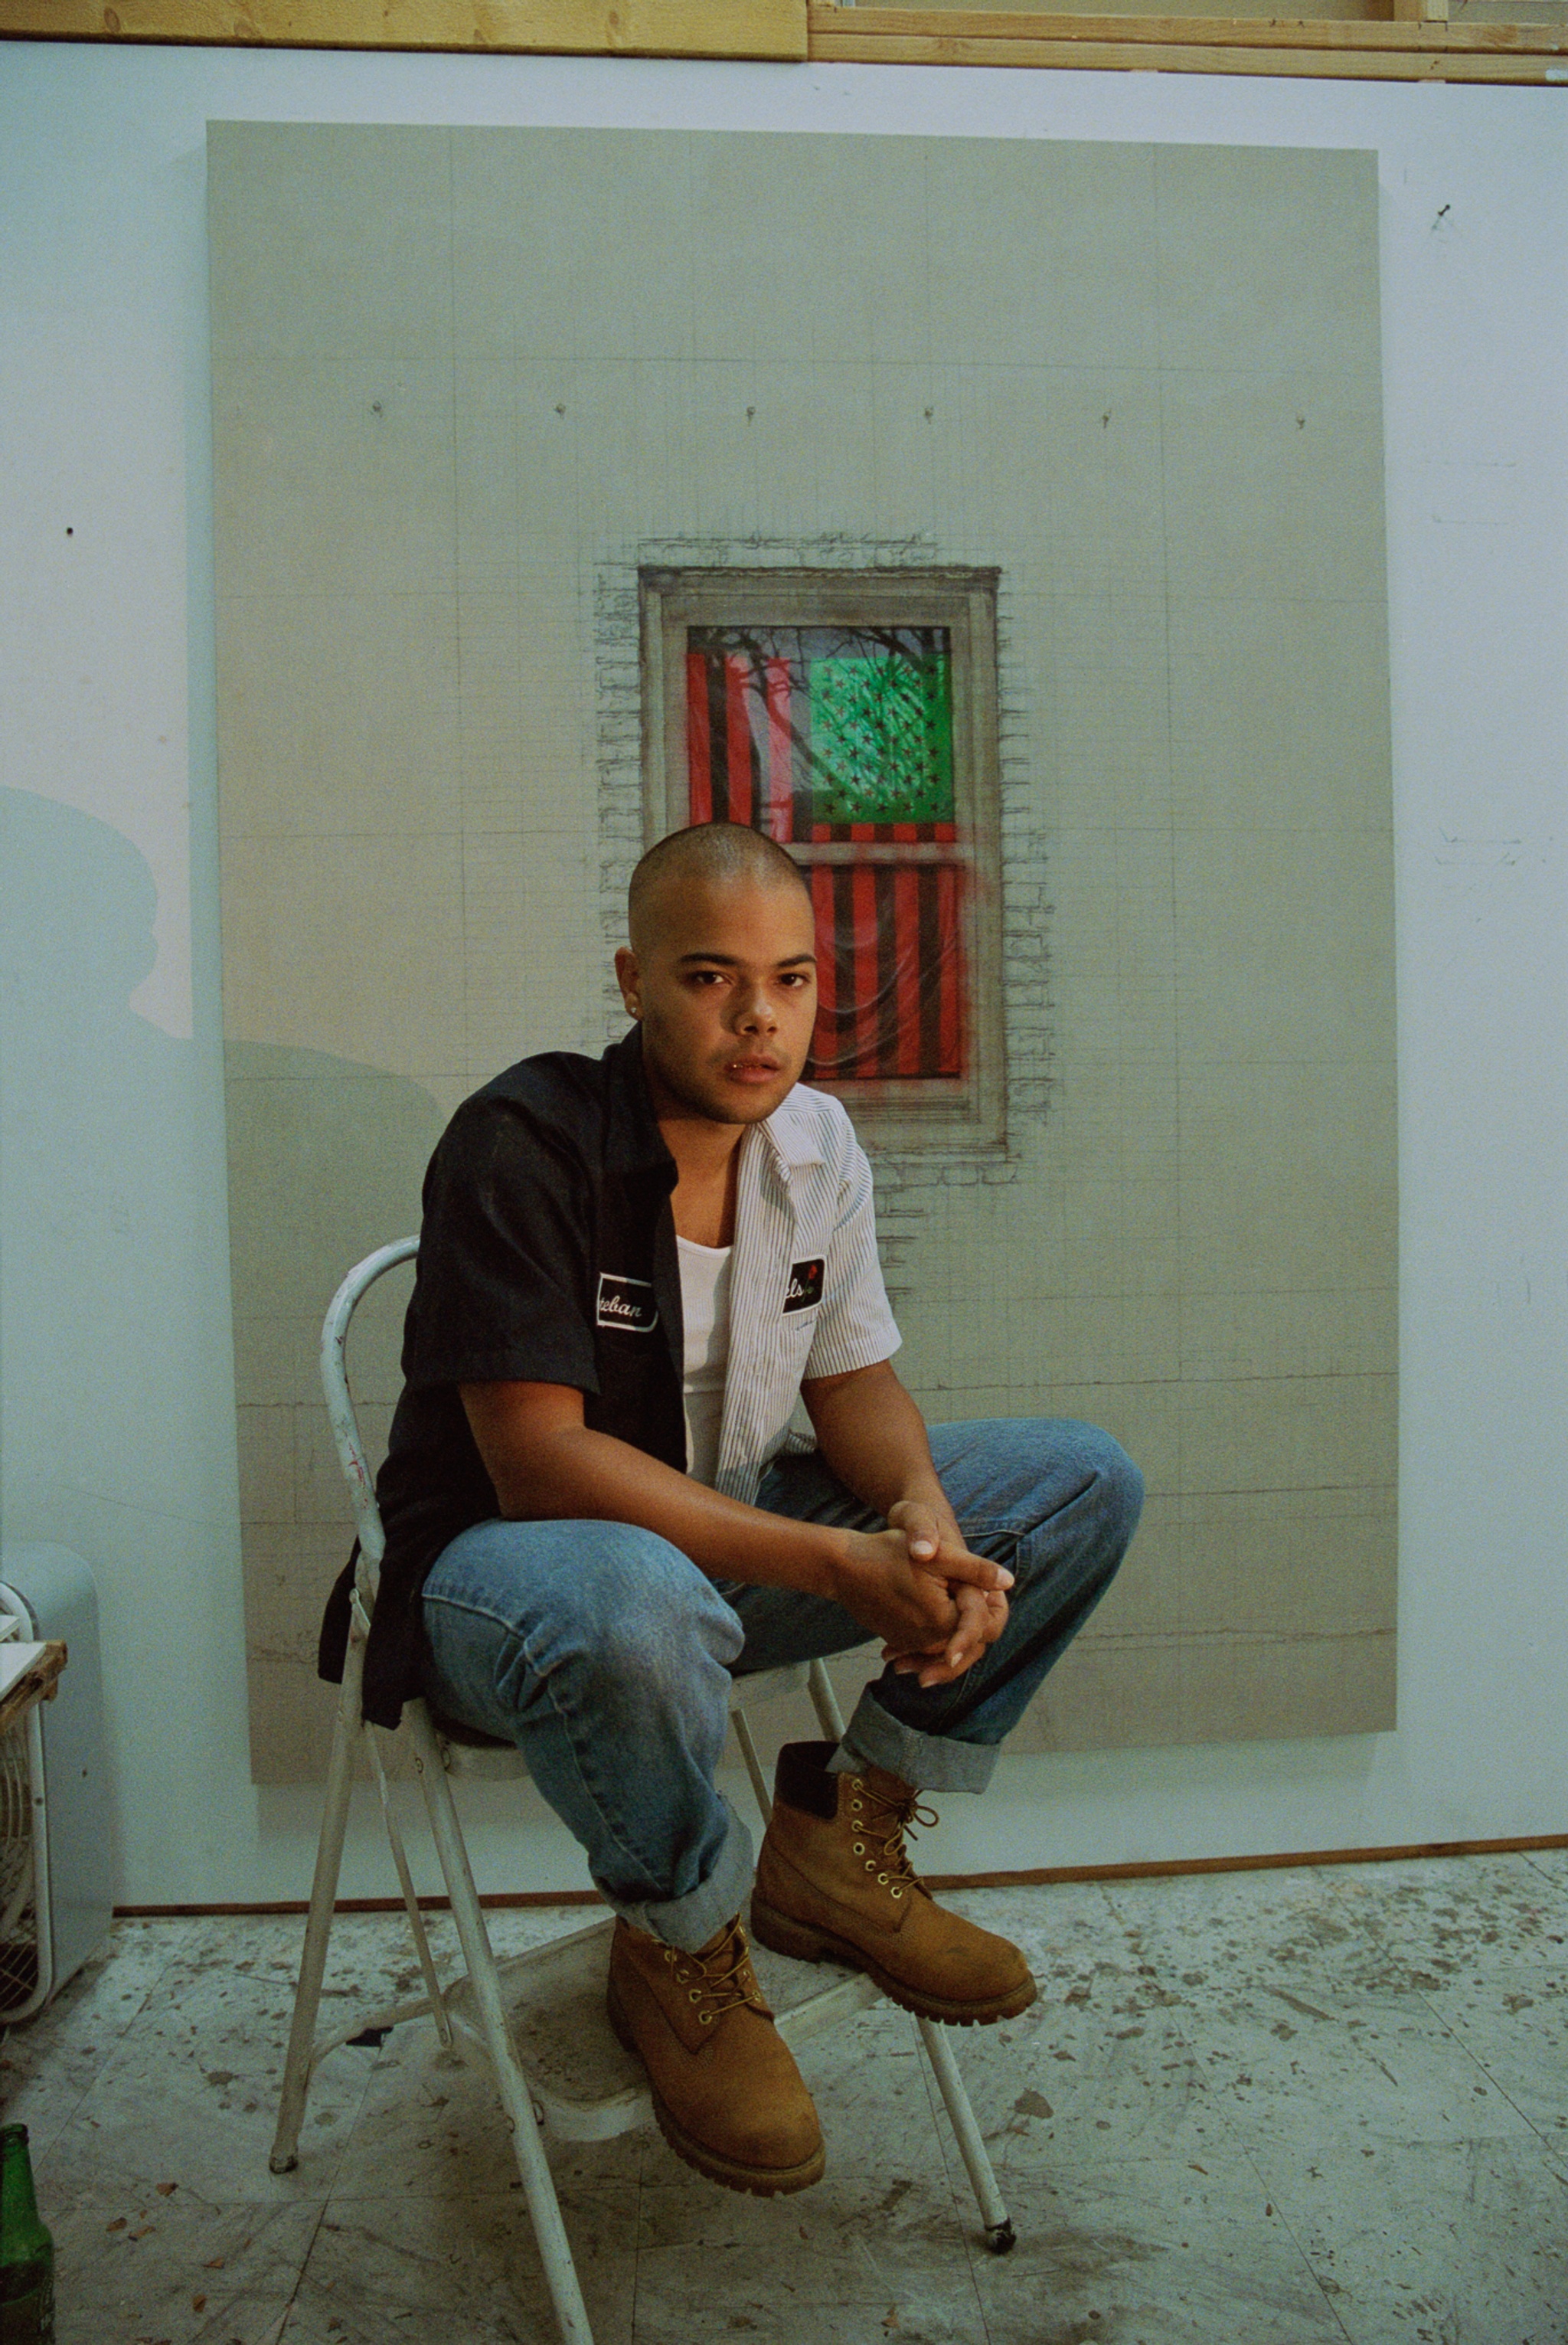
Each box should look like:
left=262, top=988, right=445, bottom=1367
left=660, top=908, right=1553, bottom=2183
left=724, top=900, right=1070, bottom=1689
left=722, top=1055, right=782, bottom=1080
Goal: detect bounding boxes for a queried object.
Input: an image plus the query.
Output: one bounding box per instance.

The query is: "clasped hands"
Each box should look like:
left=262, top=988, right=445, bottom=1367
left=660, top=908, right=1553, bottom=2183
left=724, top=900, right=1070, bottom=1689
left=834, top=1497, right=1012, bottom=1691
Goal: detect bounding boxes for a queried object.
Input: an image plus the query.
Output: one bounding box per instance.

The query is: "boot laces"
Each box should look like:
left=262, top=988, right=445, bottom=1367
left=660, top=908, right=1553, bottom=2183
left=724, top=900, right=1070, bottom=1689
left=851, top=1778, right=938, bottom=1899
left=664, top=1918, right=769, bottom=2027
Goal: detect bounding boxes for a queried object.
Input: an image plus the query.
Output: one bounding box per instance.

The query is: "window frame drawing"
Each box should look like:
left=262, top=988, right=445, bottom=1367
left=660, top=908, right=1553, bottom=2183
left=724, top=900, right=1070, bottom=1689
left=640, top=567, right=1005, bottom=1149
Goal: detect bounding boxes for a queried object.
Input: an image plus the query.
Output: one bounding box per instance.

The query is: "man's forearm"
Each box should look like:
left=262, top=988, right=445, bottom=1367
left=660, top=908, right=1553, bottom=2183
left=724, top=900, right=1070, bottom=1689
left=802, top=1361, right=949, bottom=1525
left=467, top=1398, right=847, bottom=1598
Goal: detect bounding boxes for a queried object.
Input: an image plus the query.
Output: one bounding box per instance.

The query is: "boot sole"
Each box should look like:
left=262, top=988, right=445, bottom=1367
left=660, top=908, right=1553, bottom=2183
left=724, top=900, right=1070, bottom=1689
left=606, top=1981, right=827, bottom=2198
left=750, top=1899, right=1039, bottom=2028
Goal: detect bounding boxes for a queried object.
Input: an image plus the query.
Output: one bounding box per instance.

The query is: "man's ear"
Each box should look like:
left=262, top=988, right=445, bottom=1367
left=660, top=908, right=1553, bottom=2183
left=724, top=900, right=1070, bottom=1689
left=613, top=944, right=642, bottom=1019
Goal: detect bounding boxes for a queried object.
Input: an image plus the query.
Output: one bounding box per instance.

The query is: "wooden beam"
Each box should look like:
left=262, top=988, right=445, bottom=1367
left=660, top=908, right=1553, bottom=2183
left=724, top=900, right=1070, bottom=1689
left=0, top=0, right=808, bottom=55
left=811, top=3, right=1566, bottom=48
left=808, top=1, right=1568, bottom=76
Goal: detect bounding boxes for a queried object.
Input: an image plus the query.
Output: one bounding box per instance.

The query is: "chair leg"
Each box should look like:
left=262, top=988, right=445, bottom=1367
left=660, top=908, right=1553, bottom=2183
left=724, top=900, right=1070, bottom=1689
left=270, top=1644, right=361, bottom=2175
left=916, top=2015, right=1015, bottom=2253
left=405, top=1700, right=597, bottom=2345
left=806, top=1657, right=1013, bottom=2248
left=806, top=1658, right=847, bottom=1742
left=366, top=1723, right=453, bottom=2049
left=730, top=1707, right=773, bottom=1825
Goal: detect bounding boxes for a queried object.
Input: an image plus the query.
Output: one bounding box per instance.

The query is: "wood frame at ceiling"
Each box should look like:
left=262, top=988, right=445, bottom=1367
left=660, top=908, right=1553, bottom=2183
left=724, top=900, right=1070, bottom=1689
left=2, top=0, right=1563, bottom=98
left=811, top=2, right=1568, bottom=82
left=0, top=0, right=810, bottom=57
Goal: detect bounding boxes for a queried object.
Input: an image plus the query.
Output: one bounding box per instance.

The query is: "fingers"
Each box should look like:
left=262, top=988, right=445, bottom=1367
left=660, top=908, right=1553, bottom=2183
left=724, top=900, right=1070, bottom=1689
left=889, top=1500, right=944, bottom=1563
left=885, top=1584, right=1004, bottom=1686
left=936, top=1547, right=1014, bottom=1595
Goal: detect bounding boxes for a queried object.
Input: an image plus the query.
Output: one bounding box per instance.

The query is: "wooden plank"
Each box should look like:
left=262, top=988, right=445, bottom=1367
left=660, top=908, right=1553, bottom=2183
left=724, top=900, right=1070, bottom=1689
left=811, top=15, right=1568, bottom=70
left=0, top=1640, right=67, bottom=1741
left=809, top=2, right=1568, bottom=50
left=0, top=0, right=808, bottom=55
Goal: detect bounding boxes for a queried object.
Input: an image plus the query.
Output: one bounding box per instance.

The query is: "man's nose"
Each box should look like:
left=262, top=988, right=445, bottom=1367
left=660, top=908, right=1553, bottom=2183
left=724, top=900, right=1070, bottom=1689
left=733, top=983, right=777, bottom=1033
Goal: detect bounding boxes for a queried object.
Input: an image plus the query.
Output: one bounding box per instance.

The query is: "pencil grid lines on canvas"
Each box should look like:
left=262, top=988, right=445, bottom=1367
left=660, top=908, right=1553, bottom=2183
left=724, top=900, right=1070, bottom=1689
left=209, top=123, right=1396, bottom=1784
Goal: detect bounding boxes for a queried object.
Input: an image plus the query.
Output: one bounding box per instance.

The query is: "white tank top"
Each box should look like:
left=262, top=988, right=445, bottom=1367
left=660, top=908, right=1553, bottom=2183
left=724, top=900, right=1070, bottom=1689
left=676, top=1235, right=733, bottom=1486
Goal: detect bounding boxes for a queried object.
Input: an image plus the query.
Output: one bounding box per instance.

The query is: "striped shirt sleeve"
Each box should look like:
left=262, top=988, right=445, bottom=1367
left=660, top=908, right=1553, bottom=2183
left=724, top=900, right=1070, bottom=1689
left=802, top=1123, right=901, bottom=1382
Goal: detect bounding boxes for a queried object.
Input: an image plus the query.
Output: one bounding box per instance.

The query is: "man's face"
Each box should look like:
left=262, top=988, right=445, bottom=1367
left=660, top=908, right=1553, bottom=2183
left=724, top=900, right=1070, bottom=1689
left=616, top=875, right=818, bottom=1127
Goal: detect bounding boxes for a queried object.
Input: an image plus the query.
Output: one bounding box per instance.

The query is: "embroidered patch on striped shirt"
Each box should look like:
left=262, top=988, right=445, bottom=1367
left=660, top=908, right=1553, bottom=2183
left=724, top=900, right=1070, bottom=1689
left=783, top=1258, right=825, bottom=1313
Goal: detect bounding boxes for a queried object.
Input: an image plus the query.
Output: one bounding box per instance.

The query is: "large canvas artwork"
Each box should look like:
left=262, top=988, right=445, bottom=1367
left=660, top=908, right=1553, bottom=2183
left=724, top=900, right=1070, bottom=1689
left=208, top=126, right=1397, bottom=1784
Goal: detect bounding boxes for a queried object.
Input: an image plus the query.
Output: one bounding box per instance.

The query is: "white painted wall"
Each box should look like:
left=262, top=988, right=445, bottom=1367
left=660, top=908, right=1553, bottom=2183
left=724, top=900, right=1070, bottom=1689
left=1, top=42, right=1563, bottom=1905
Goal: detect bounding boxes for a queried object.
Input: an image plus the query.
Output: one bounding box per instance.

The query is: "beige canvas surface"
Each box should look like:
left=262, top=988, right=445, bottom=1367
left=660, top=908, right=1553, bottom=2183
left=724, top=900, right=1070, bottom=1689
left=209, top=124, right=1396, bottom=1786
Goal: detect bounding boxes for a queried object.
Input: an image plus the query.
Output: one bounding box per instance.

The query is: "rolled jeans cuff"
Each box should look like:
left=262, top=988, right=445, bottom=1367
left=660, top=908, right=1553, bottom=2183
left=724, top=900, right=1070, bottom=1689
left=604, top=1797, right=755, bottom=1953
left=828, top=1690, right=998, bottom=1795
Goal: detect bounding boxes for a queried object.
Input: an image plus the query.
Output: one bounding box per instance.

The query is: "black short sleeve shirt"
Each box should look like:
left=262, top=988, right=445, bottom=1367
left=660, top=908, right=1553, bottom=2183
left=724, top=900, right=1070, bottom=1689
left=318, top=1028, right=686, bottom=1727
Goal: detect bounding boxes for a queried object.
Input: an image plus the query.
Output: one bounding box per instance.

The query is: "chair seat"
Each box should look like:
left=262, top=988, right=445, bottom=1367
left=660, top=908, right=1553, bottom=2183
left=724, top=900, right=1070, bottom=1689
left=441, top=1910, right=881, bottom=2144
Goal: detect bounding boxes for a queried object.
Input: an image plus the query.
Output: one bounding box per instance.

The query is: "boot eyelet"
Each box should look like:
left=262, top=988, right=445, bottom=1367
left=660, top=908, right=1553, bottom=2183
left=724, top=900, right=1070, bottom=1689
left=890, top=1886, right=904, bottom=1899
left=699, top=2010, right=714, bottom=2025
left=688, top=1989, right=703, bottom=2003
left=864, top=1859, right=877, bottom=1872
left=852, top=1841, right=865, bottom=1855
left=877, top=1872, right=890, bottom=1885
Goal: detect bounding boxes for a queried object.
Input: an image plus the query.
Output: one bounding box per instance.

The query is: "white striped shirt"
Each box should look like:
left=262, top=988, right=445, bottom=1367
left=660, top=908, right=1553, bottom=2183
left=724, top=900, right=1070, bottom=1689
left=712, top=1084, right=901, bottom=1507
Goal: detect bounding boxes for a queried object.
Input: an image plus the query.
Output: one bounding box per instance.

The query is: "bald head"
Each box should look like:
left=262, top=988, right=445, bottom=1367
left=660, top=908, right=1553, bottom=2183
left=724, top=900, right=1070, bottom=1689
left=628, top=823, right=810, bottom=954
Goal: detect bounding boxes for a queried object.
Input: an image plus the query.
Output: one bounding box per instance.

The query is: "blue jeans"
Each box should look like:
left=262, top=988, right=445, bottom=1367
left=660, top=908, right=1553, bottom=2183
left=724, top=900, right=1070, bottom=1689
left=422, top=1418, right=1142, bottom=1951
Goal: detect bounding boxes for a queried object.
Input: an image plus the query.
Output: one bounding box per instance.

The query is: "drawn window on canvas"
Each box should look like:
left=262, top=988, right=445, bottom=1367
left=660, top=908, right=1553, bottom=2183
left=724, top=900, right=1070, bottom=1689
left=642, top=571, right=1004, bottom=1146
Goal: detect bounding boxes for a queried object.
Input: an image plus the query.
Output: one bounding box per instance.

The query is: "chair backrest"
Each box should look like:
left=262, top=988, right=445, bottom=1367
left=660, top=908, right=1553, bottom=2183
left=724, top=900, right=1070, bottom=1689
left=319, top=1236, right=419, bottom=1590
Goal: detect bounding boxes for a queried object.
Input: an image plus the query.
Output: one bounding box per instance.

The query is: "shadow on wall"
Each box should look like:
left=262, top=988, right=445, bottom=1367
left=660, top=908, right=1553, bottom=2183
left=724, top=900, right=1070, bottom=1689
left=0, top=788, right=222, bottom=1893
left=0, top=788, right=203, bottom=1553
left=0, top=786, right=446, bottom=1799
left=224, top=1045, right=443, bottom=1787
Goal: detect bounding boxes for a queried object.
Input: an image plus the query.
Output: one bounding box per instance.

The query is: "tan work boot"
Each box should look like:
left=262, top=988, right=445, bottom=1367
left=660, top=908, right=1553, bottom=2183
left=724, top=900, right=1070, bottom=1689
left=606, top=1913, right=825, bottom=2195
left=751, top=1741, right=1038, bottom=2026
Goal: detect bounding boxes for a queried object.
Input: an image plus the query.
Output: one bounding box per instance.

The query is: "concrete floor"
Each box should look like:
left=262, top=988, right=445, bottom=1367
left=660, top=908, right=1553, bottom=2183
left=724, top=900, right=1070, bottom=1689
left=3, top=1850, right=1566, bottom=2344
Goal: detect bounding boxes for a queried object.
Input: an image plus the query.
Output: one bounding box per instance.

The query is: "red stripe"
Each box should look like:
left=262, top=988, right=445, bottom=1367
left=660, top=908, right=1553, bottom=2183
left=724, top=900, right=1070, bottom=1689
left=812, top=822, right=831, bottom=843
left=725, top=656, right=753, bottom=829
left=934, top=822, right=957, bottom=844
left=810, top=865, right=836, bottom=1075
left=892, top=823, right=917, bottom=845
left=850, top=823, right=874, bottom=845
left=937, top=865, right=962, bottom=1076
left=765, top=658, right=793, bottom=842
left=687, top=652, right=712, bottom=824
left=852, top=865, right=879, bottom=1079
left=893, top=867, right=921, bottom=1076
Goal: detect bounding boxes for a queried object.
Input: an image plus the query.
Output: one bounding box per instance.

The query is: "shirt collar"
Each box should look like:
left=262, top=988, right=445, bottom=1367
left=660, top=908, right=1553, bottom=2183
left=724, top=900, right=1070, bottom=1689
left=757, top=1086, right=827, bottom=1176
left=603, top=1026, right=676, bottom=1184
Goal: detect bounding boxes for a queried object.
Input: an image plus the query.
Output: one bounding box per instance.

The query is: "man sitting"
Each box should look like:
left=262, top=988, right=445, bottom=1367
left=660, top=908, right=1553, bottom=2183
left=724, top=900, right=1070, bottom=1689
left=320, top=821, right=1142, bottom=2198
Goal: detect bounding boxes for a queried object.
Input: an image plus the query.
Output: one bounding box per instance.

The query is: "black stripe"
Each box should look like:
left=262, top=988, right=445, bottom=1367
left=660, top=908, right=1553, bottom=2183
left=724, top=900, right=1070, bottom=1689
left=833, top=865, right=858, bottom=1073
left=876, top=867, right=899, bottom=1078
left=918, top=865, right=941, bottom=1078
left=746, top=657, right=763, bottom=832
left=707, top=654, right=729, bottom=825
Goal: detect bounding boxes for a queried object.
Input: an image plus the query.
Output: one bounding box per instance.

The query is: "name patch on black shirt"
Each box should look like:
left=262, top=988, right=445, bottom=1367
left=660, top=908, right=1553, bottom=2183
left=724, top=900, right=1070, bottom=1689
left=597, top=1272, right=659, bottom=1333
left=784, top=1258, right=825, bottom=1313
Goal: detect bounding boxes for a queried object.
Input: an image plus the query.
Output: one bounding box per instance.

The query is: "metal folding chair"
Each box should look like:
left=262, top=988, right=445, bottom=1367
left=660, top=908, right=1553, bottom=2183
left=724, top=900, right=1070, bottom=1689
left=270, top=1238, right=1015, bottom=2345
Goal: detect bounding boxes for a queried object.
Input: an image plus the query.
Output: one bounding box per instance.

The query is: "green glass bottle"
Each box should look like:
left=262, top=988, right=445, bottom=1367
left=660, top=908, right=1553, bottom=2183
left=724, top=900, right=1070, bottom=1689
left=0, top=2122, right=54, bottom=2343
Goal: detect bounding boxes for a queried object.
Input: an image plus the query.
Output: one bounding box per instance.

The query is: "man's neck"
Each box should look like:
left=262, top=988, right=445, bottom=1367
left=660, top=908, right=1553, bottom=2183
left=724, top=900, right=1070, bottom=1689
left=659, top=1113, right=746, bottom=1248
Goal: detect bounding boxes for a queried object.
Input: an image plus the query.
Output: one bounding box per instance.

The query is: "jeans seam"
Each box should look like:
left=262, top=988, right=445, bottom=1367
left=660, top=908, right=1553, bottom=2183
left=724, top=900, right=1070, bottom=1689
left=423, top=1589, right=538, bottom=1638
